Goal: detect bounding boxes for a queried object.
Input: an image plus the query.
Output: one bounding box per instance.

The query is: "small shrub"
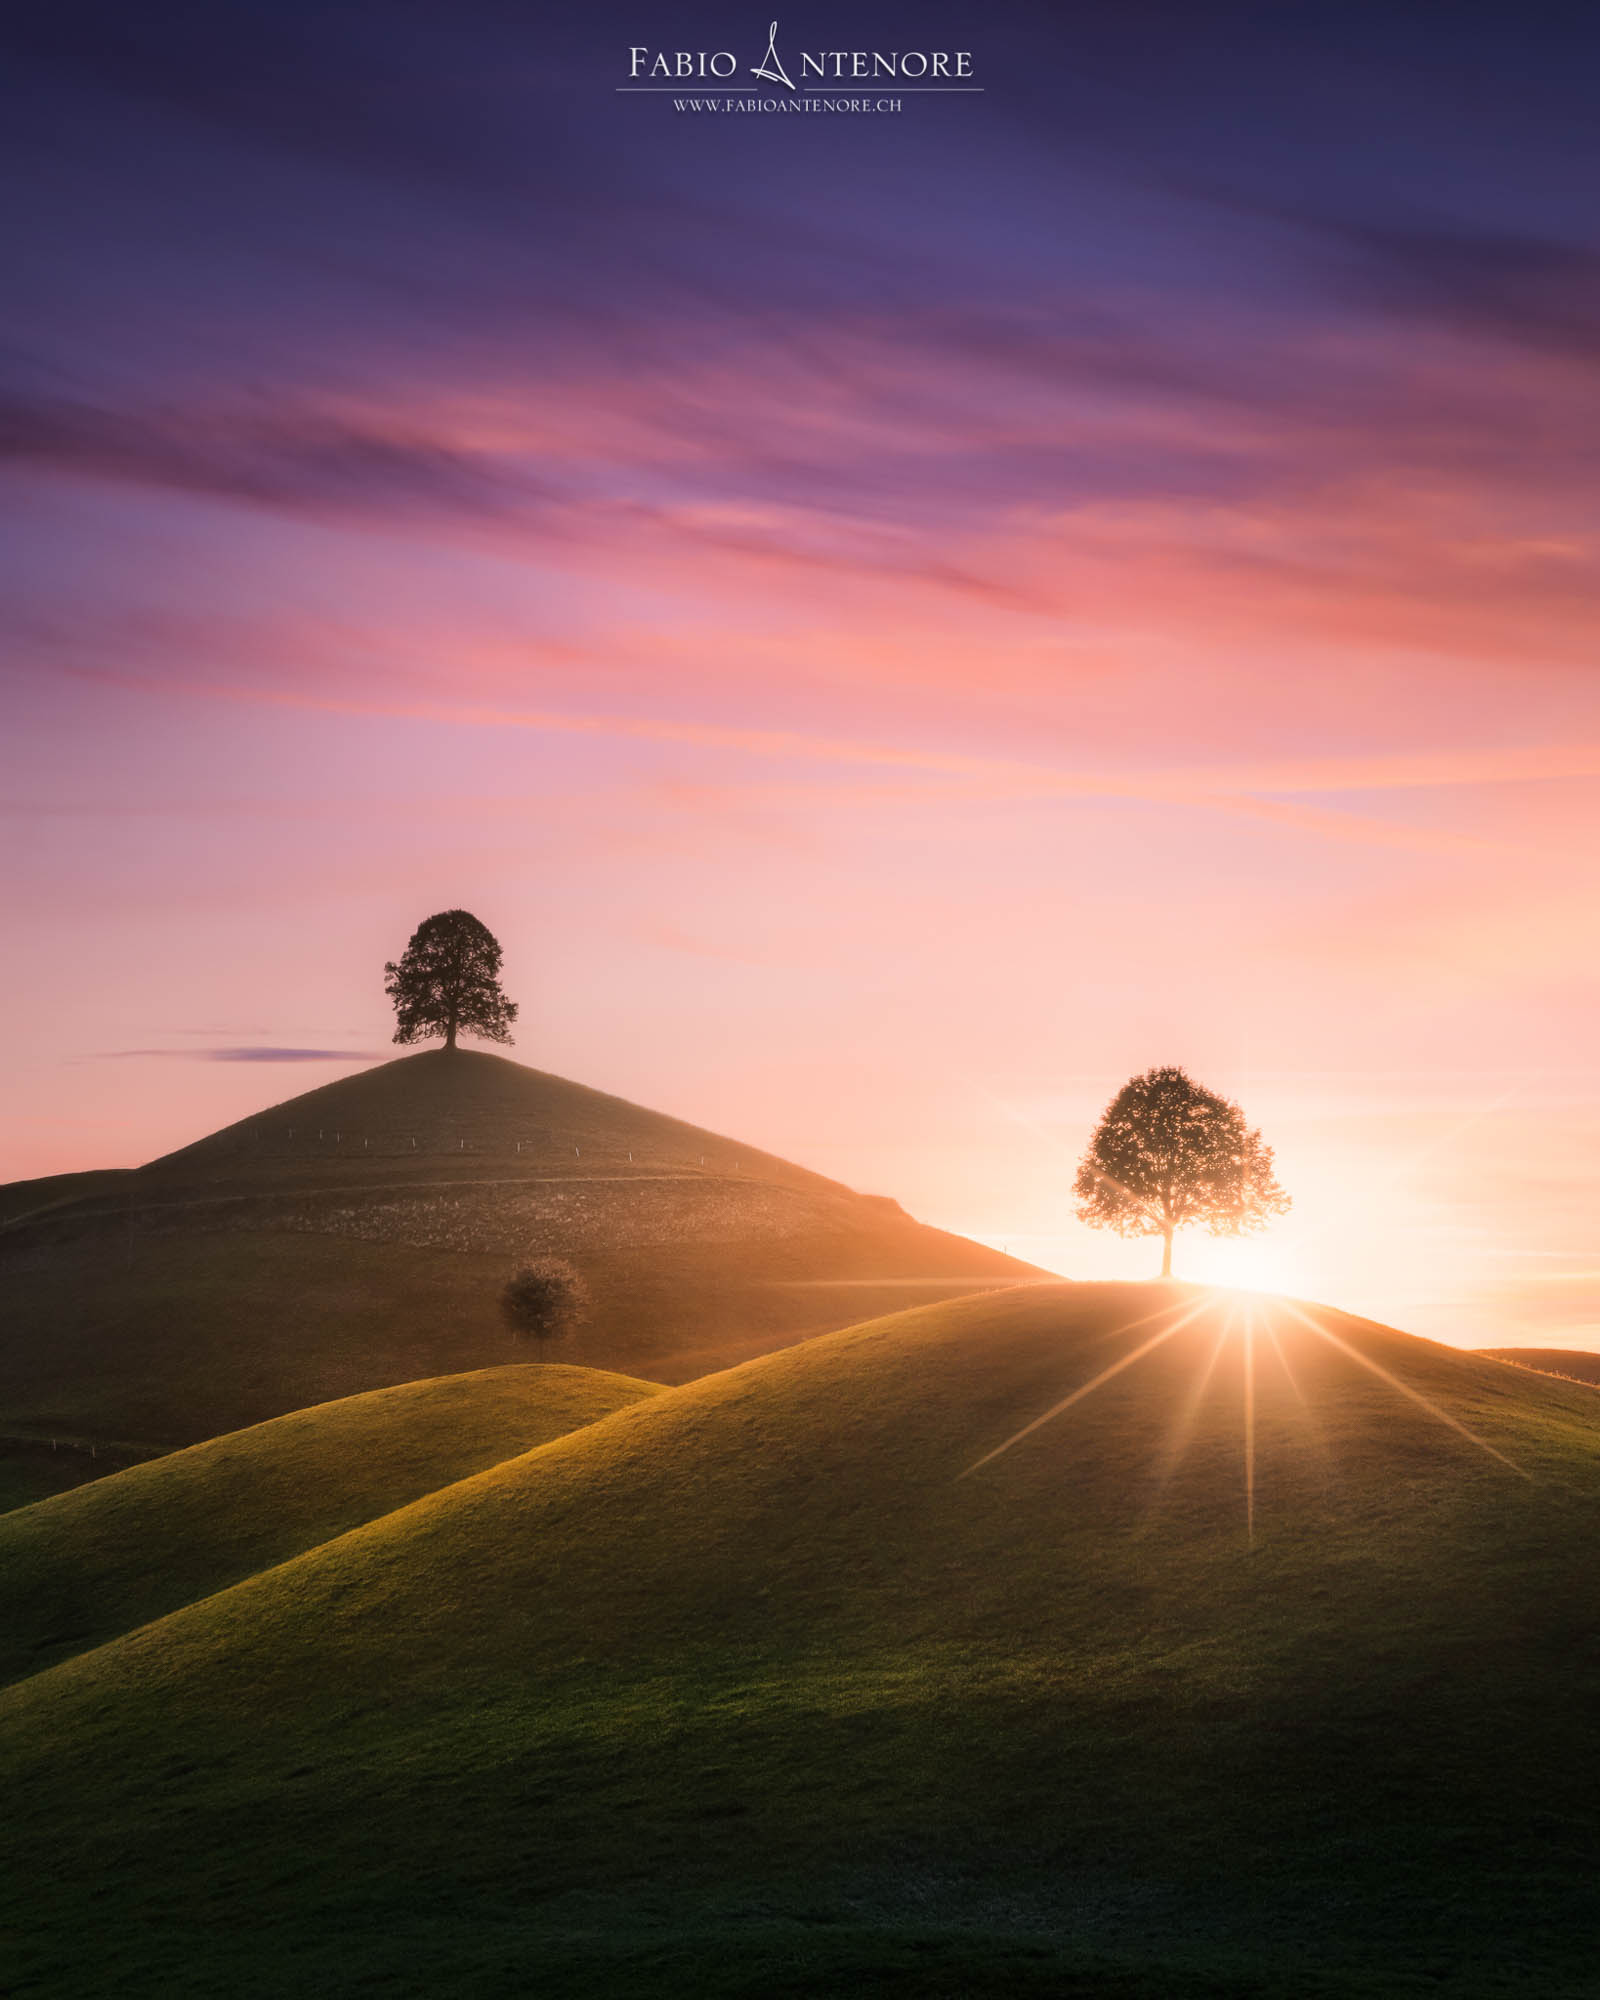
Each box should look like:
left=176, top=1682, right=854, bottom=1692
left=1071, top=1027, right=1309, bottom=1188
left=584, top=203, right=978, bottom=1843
left=500, top=1257, right=589, bottom=1350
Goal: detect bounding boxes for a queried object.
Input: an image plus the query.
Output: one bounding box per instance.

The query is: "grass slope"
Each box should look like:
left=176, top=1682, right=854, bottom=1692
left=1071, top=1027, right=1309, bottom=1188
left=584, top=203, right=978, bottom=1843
left=0, top=1449, right=102, bottom=1514
left=1477, top=1346, right=1600, bottom=1386
left=0, top=1362, right=659, bottom=1688
left=0, top=1437, right=153, bottom=1514
left=0, top=1163, right=131, bottom=1483
left=0, top=1168, right=131, bottom=1229
left=0, top=1052, right=1037, bottom=1451
left=3, top=1282, right=1599, bottom=1996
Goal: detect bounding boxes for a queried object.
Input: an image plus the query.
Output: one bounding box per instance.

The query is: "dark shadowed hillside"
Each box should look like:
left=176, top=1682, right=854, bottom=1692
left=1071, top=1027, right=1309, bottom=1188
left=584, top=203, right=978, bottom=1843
left=0, top=1051, right=1040, bottom=1459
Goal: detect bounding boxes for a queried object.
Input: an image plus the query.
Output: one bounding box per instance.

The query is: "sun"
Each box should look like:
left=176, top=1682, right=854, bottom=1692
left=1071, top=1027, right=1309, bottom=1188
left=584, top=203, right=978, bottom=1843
left=1180, top=1235, right=1307, bottom=1297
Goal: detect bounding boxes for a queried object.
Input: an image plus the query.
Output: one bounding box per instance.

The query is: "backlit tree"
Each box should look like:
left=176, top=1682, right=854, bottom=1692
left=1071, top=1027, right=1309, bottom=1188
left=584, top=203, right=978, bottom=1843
left=1073, top=1065, right=1288, bottom=1278
left=384, top=909, right=517, bottom=1051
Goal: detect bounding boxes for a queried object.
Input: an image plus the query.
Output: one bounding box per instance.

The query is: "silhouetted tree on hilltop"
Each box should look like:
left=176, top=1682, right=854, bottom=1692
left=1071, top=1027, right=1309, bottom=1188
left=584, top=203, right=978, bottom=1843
left=501, top=1258, right=589, bottom=1353
left=1073, top=1065, right=1288, bottom=1278
left=384, top=910, right=517, bottom=1051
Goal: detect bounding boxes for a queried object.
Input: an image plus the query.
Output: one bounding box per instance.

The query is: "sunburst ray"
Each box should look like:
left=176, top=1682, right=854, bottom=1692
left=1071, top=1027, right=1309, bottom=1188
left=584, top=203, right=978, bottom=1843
left=1242, top=1303, right=1257, bottom=1542
left=1282, top=1302, right=1527, bottom=1478
left=961, top=1296, right=1210, bottom=1478
left=1266, top=1320, right=1310, bottom=1410
left=1143, top=1320, right=1232, bottom=1521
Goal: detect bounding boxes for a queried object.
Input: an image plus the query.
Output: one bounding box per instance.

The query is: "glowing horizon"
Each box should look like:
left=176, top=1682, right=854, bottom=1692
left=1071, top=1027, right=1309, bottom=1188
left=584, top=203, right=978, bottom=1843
left=4, top=6, right=1599, bottom=1357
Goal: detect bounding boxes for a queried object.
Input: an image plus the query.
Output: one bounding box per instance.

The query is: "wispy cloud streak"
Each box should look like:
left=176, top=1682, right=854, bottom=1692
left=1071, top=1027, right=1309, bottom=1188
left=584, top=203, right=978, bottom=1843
left=91, top=1047, right=387, bottom=1064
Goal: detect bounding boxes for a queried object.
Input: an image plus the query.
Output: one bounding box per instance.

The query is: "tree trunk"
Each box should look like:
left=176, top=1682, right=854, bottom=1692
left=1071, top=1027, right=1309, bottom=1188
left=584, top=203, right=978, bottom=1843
left=1160, top=1227, right=1173, bottom=1279
left=445, top=1020, right=458, bottom=1050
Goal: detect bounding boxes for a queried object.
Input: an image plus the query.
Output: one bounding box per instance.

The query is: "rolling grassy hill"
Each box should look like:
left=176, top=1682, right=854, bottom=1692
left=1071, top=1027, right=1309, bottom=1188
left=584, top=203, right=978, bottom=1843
left=0, top=1167, right=131, bottom=1230
left=1477, top=1346, right=1600, bottom=1386
left=0, top=1050, right=1037, bottom=1468
left=0, top=1361, right=659, bottom=1688
left=4, top=1282, right=1598, bottom=1996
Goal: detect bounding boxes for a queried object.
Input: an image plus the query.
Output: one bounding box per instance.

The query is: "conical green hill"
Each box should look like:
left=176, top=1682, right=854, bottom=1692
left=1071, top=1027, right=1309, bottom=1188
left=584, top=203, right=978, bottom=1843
left=4, top=1283, right=1598, bottom=1996
left=0, top=1052, right=1039, bottom=1454
left=140, top=1048, right=856, bottom=1195
left=0, top=1361, right=660, bottom=1688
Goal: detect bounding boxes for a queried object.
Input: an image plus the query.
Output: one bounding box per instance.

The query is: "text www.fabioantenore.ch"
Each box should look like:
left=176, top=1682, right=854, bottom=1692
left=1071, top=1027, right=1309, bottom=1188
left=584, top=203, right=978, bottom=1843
left=672, top=96, right=903, bottom=113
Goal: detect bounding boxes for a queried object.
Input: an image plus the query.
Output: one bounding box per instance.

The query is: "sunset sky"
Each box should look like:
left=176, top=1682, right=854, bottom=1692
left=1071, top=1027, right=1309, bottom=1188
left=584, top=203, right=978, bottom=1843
left=4, top=2, right=1599, bottom=1348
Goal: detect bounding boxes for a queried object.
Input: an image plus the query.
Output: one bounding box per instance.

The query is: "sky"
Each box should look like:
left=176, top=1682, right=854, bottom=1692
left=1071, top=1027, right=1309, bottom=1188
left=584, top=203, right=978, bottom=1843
left=3, top=1, right=1599, bottom=1348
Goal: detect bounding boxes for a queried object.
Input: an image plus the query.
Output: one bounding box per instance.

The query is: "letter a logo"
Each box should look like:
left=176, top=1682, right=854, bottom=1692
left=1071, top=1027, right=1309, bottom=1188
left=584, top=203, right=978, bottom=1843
left=752, top=20, right=796, bottom=89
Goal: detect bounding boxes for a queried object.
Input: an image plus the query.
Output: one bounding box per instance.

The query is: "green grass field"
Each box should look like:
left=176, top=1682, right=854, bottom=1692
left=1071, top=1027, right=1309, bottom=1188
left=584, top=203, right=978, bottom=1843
left=0, top=1361, right=659, bottom=1687
left=4, top=1281, right=1598, bottom=1995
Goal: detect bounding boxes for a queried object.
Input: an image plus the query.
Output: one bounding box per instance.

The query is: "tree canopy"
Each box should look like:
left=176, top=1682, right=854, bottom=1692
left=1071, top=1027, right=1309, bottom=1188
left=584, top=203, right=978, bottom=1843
left=500, top=1258, right=589, bottom=1350
left=384, top=910, right=517, bottom=1051
left=1072, top=1065, right=1288, bottom=1278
